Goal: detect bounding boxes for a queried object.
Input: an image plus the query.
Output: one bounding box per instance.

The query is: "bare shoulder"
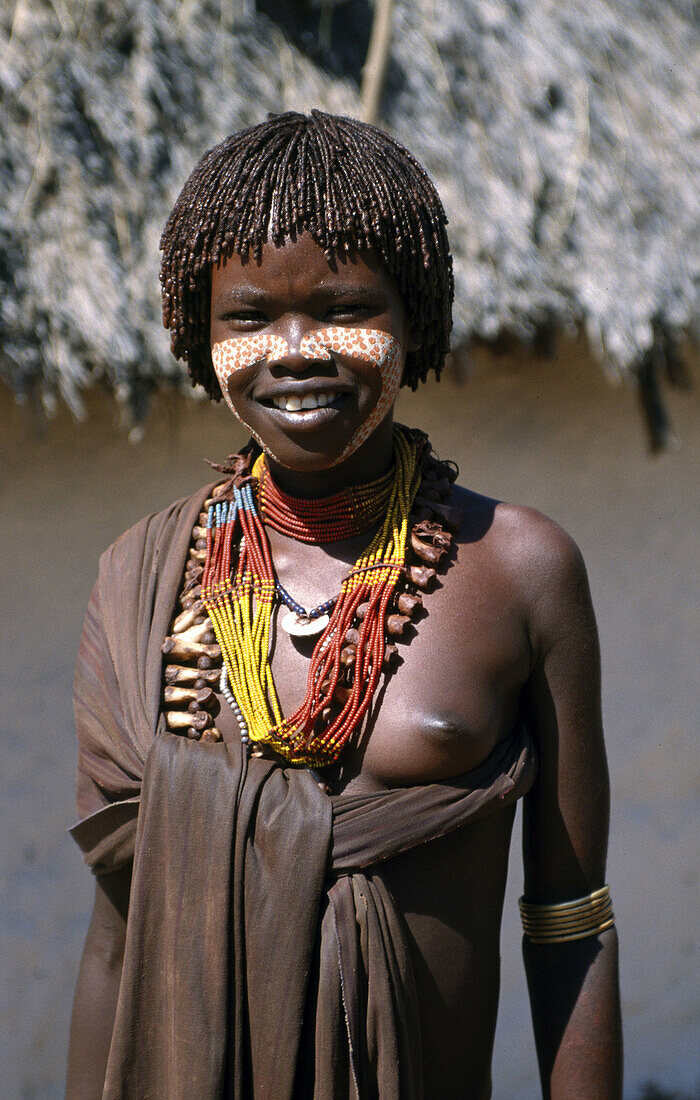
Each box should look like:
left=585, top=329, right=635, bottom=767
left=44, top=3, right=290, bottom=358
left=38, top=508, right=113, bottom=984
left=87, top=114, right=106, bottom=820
left=450, top=485, right=593, bottom=650
left=452, top=484, right=584, bottom=572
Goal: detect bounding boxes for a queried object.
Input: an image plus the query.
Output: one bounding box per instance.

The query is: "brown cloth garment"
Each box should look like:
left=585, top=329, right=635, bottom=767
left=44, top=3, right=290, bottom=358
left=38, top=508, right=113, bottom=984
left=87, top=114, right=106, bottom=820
left=70, top=484, right=537, bottom=1099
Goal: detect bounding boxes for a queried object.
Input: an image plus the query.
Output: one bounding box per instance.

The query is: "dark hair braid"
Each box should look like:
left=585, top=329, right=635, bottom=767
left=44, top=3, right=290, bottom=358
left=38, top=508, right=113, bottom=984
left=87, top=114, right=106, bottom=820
left=160, top=109, right=454, bottom=397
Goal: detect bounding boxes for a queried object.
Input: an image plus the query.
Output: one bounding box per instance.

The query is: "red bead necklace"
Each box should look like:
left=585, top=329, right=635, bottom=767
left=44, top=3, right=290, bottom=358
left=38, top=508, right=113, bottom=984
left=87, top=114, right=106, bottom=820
left=201, top=429, right=426, bottom=765
left=256, top=461, right=395, bottom=544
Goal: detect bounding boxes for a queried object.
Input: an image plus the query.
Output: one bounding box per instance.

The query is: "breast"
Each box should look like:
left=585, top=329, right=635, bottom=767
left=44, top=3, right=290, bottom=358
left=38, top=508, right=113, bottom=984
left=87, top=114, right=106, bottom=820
left=416, top=713, right=480, bottom=749
left=337, top=609, right=528, bottom=789
left=337, top=703, right=512, bottom=791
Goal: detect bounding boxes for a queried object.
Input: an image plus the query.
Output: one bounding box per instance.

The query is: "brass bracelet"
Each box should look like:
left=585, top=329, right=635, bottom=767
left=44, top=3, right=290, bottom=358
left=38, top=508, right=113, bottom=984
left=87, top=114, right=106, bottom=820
left=519, top=885, right=615, bottom=944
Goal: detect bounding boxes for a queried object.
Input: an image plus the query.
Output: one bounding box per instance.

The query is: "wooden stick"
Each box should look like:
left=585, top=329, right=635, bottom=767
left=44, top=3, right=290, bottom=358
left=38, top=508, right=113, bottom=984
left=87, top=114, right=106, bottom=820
left=410, top=532, right=445, bottom=566
left=386, top=613, right=410, bottom=637
left=181, top=586, right=202, bottom=605
left=396, top=591, right=422, bottom=616
left=360, top=0, right=395, bottom=124
left=404, top=565, right=437, bottom=591
left=203, top=485, right=227, bottom=509
left=383, top=643, right=399, bottom=670
left=191, top=687, right=217, bottom=711
left=164, top=685, right=218, bottom=711
left=411, top=519, right=453, bottom=551
left=173, top=619, right=214, bottom=645
left=193, top=670, right=220, bottom=687
left=163, top=709, right=211, bottom=732
left=165, top=709, right=195, bottom=730
left=163, top=685, right=199, bottom=706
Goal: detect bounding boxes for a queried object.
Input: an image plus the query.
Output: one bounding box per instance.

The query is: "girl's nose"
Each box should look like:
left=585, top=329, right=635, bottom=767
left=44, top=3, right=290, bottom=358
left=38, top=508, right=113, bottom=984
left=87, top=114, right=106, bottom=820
left=268, top=317, right=331, bottom=373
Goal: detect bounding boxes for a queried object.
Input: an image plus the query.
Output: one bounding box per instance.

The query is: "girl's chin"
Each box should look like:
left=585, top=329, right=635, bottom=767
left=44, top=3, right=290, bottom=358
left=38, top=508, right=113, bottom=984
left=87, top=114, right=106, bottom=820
left=238, top=421, right=351, bottom=472
left=237, top=408, right=366, bottom=469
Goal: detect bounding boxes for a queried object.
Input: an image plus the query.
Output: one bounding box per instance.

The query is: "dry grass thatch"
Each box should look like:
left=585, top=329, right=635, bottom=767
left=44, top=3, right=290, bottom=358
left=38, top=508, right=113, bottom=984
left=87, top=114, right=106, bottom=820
left=1, top=0, right=697, bottom=444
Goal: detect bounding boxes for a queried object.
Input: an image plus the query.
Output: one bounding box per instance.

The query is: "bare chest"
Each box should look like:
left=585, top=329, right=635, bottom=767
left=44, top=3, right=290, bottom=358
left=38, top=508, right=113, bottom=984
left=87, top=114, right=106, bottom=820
left=160, top=486, right=532, bottom=790
left=214, top=537, right=531, bottom=790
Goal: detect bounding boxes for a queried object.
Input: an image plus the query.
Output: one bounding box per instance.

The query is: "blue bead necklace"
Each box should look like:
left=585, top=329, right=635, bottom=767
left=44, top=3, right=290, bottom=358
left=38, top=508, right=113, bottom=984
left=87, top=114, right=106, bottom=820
left=275, top=582, right=337, bottom=621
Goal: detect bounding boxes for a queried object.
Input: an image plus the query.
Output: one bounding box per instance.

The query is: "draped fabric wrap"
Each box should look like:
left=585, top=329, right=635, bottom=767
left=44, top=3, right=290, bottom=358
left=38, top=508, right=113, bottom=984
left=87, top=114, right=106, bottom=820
left=71, top=484, right=537, bottom=1099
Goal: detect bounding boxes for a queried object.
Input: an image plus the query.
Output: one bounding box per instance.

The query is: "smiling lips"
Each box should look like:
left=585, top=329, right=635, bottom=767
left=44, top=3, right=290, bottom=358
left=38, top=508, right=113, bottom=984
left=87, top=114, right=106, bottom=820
left=270, top=391, right=340, bottom=412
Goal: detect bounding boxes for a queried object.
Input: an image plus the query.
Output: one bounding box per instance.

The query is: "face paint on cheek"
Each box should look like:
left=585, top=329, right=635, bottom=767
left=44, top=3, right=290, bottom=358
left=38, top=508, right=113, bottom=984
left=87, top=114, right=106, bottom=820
left=300, top=327, right=403, bottom=464
left=211, top=333, right=290, bottom=406
left=211, top=334, right=290, bottom=461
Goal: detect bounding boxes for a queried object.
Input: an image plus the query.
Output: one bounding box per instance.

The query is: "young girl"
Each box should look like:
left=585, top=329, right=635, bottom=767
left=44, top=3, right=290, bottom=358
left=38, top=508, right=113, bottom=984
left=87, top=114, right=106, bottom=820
left=67, top=110, right=622, bottom=1099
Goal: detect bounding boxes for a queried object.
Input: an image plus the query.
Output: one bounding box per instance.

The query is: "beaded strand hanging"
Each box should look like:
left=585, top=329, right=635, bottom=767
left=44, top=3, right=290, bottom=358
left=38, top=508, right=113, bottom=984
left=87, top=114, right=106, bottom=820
left=202, top=427, right=424, bottom=766
left=159, top=429, right=461, bottom=754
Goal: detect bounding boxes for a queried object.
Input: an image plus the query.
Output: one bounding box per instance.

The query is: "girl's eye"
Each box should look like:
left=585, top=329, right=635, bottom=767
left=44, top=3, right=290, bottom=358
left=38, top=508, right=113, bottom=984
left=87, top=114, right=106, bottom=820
left=327, top=303, right=371, bottom=319
left=223, top=310, right=268, bottom=326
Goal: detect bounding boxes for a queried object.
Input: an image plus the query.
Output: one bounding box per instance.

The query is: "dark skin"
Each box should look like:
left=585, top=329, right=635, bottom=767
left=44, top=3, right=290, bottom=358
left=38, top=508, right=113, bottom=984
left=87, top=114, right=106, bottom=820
left=67, top=234, right=622, bottom=1097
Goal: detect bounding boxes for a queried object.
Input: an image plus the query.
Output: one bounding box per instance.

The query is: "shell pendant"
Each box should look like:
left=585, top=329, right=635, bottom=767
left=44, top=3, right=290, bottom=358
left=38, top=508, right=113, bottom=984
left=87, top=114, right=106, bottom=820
left=281, top=610, right=330, bottom=637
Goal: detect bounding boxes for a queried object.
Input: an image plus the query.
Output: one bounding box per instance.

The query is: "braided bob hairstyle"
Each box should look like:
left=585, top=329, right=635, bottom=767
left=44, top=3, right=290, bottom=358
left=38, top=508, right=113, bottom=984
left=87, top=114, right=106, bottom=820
left=160, top=110, right=454, bottom=399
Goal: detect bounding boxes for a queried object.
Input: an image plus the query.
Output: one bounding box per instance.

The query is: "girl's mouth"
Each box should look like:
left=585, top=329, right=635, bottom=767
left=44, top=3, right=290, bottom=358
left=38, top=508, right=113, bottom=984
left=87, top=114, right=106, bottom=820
left=267, top=390, right=343, bottom=413
left=256, top=389, right=352, bottom=429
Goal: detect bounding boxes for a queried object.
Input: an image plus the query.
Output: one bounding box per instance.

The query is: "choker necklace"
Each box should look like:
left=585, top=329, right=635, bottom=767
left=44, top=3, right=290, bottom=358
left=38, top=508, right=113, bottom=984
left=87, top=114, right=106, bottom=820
left=160, top=426, right=461, bottom=765
left=256, top=461, right=395, bottom=544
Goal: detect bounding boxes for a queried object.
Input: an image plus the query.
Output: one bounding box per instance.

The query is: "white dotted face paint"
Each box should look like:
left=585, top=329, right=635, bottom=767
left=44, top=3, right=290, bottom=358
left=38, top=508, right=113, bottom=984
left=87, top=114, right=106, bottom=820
left=211, top=326, right=403, bottom=466
left=211, top=333, right=289, bottom=460
left=300, top=327, right=402, bottom=461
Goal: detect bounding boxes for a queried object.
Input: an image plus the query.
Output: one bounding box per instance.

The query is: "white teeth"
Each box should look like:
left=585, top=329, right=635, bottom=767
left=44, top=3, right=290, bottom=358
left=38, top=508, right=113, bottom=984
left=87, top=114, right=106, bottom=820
left=272, top=392, right=337, bottom=412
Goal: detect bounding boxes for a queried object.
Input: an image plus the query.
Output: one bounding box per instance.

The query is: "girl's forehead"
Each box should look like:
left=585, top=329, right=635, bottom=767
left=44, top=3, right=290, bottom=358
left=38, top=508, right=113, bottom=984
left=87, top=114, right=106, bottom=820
left=211, top=232, right=399, bottom=300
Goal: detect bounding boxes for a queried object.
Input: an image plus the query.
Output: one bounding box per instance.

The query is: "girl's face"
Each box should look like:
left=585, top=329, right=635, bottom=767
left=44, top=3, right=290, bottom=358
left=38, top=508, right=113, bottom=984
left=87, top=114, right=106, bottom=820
left=209, top=233, right=419, bottom=471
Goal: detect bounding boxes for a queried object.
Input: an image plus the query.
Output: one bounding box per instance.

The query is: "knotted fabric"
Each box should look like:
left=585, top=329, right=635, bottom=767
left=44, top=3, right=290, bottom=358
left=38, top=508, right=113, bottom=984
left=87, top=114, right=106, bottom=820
left=71, top=484, right=536, bottom=1098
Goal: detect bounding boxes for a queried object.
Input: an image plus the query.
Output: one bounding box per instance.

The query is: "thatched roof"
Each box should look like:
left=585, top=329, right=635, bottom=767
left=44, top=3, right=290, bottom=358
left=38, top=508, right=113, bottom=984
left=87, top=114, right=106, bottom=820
left=1, top=0, right=697, bottom=444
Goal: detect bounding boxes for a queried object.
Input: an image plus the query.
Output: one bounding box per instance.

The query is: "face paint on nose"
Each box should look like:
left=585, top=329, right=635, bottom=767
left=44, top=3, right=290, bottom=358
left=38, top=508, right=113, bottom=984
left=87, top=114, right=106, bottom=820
left=210, top=327, right=402, bottom=467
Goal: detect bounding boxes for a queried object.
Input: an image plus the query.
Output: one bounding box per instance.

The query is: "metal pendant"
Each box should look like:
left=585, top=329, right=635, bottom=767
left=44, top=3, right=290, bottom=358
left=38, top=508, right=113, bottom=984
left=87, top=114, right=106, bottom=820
left=281, top=610, right=330, bottom=637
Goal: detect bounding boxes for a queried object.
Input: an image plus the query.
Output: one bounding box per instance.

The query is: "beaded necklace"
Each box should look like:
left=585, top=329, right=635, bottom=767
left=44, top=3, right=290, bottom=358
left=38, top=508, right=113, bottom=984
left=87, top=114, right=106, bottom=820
left=202, top=427, right=423, bottom=766
left=256, top=460, right=395, bottom=544
left=160, top=430, right=461, bottom=759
